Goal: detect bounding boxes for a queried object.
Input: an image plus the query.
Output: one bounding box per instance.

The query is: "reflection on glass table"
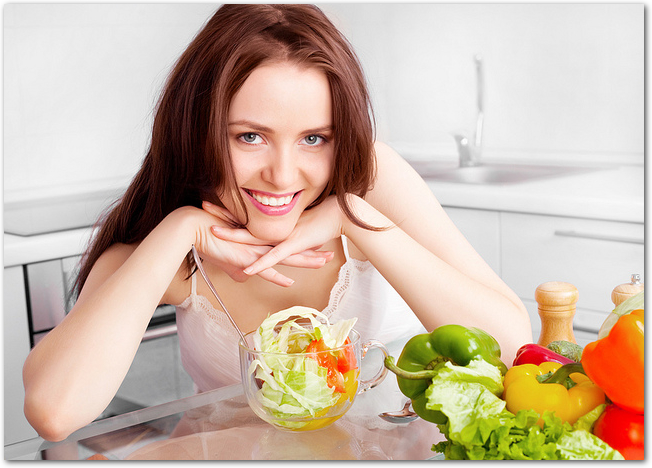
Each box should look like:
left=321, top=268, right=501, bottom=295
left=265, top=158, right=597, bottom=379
left=7, top=377, right=446, bottom=460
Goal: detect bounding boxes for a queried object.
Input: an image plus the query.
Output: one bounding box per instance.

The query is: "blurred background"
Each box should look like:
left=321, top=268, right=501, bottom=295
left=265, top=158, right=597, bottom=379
left=3, top=3, right=643, bottom=201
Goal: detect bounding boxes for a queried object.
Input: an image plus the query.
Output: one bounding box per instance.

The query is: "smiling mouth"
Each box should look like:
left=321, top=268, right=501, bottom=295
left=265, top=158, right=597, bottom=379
left=244, top=189, right=298, bottom=207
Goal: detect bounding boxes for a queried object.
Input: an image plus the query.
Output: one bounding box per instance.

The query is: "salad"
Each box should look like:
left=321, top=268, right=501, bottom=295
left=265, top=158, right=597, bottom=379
left=426, top=359, right=623, bottom=460
left=246, top=306, right=359, bottom=430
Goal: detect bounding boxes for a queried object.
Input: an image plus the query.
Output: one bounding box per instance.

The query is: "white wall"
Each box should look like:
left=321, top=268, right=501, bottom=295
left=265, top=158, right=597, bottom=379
left=321, top=3, right=643, bottom=162
left=3, top=4, right=643, bottom=202
left=3, top=3, right=218, bottom=200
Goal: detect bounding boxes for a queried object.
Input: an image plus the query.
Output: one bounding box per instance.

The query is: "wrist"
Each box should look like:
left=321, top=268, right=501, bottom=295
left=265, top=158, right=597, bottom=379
left=162, top=206, right=206, bottom=250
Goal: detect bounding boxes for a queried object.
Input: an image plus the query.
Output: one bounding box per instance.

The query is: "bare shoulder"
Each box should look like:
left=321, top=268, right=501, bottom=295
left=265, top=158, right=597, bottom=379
left=371, top=141, right=433, bottom=194
left=372, top=140, right=409, bottom=171
left=367, top=141, right=442, bottom=224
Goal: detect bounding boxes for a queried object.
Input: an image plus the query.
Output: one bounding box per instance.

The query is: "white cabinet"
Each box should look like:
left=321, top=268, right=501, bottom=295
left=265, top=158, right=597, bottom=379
left=501, top=212, right=644, bottom=343
left=3, top=266, right=39, bottom=445
left=442, top=207, right=644, bottom=345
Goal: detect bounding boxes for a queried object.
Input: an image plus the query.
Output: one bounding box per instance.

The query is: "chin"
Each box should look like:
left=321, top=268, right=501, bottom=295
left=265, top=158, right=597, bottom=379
left=247, top=223, right=294, bottom=244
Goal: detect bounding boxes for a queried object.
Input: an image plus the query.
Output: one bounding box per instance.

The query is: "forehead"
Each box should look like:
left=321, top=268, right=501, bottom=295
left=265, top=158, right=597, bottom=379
left=229, top=62, right=332, bottom=129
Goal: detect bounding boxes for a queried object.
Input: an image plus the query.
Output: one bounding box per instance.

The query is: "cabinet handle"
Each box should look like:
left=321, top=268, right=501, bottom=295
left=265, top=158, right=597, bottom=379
left=142, top=324, right=177, bottom=341
left=554, top=230, right=644, bottom=245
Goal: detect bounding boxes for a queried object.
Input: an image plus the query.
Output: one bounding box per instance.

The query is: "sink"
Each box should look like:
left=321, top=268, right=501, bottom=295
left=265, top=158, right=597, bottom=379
left=408, top=161, right=602, bottom=185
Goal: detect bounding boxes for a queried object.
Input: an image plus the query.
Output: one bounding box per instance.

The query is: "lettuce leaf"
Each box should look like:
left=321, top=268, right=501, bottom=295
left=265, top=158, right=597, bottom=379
left=426, top=358, right=624, bottom=460
left=557, top=430, right=625, bottom=460
left=572, top=404, right=605, bottom=433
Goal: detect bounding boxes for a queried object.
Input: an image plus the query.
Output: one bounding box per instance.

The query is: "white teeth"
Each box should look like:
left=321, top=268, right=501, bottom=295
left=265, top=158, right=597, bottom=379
left=251, top=192, right=293, bottom=207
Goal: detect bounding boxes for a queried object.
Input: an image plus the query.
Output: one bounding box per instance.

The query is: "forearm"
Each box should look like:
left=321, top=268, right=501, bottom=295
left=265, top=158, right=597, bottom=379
left=23, top=207, right=200, bottom=441
left=342, top=196, right=531, bottom=365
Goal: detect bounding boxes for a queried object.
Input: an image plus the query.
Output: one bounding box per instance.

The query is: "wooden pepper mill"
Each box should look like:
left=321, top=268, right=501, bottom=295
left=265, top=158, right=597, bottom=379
left=611, top=274, right=644, bottom=307
left=535, top=281, right=578, bottom=347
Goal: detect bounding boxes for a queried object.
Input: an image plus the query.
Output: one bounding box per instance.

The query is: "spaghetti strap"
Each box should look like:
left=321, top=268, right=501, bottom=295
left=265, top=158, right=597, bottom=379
left=341, top=235, right=351, bottom=261
left=191, top=271, right=197, bottom=295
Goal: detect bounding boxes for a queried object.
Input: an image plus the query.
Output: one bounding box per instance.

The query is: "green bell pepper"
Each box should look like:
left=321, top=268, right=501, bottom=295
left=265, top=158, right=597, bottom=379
left=384, top=324, right=508, bottom=424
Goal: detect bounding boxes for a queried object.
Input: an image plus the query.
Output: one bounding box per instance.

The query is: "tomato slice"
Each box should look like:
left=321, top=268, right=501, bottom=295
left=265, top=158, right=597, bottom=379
left=327, top=366, right=346, bottom=393
left=336, top=338, right=357, bottom=373
left=307, top=338, right=346, bottom=393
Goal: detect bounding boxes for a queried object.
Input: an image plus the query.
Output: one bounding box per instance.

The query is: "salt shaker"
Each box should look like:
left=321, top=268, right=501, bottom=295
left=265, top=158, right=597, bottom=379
left=611, top=274, right=644, bottom=307
left=535, top=281, right=578, bottom=347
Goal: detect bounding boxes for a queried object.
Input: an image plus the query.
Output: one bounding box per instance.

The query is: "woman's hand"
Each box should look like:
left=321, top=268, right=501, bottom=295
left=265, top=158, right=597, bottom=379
left=210, top=196, right=346, bottom=278
left=201, top=201, right=335, bottom=286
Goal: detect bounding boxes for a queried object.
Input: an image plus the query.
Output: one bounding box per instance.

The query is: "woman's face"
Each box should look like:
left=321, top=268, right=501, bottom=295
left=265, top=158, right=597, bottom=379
left=222, top=62, right=334, bottom=243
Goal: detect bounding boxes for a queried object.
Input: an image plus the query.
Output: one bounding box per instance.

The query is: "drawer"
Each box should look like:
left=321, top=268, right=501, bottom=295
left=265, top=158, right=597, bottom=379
left=501, top=212, right=643, bottom=315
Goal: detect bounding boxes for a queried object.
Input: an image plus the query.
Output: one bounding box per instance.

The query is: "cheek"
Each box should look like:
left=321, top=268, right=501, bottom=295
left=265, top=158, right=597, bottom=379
left=228, top=149, right=251, bottom=182
left=216, top=166, right=249, bottom=221
left=310, top=154, right=335, bottom=190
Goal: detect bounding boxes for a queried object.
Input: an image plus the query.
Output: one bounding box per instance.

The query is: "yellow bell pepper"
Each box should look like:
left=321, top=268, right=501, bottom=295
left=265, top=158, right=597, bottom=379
left=503, top=362, right=605, bottom=426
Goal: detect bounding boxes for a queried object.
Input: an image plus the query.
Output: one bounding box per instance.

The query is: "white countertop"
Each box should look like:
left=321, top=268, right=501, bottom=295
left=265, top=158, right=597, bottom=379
left=3, top=163, right=644, bottom=268
left=4, top=228, right=93, bottom=268
left=426, top=164, right=644, bottom=224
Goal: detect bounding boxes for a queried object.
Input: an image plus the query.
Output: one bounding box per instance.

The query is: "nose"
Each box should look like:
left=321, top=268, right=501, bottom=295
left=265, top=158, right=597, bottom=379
left=262, top=144, right=298, bottom=189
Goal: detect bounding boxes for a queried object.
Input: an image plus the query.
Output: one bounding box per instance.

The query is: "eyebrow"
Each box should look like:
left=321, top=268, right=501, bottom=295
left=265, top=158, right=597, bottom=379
left=228, top=120, right=333, bottom=135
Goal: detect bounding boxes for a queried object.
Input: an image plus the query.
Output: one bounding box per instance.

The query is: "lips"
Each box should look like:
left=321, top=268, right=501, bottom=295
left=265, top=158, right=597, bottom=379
left=243, top=189, right=301, bottom=216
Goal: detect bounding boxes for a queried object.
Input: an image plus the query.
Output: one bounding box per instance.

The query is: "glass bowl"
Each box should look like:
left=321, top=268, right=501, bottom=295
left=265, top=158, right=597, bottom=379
left=239, top=328, right=388, bottom=431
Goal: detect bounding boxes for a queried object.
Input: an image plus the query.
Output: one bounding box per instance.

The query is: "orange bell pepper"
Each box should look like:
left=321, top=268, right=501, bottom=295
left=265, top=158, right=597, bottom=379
left=581, top=309, right=644, bottom=414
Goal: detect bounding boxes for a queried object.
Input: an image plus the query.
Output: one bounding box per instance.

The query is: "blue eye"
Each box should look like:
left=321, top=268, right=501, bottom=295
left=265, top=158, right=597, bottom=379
left=302, top=135, right=325, bottom=146
left=239, top=133, right=262, bottom=144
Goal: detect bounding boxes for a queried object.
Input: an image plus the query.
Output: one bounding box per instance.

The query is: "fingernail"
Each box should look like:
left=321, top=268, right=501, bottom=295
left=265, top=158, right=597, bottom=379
left=285, top=278, right=295, bottom=286
left=203, top=200, right=213, bottom=207
left=243, top=267, right=253, bottom=275
left=211, top=225, right=221, bottom=233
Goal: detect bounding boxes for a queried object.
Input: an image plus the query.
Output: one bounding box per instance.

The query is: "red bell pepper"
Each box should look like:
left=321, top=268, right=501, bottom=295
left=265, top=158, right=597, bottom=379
left=512, top=343, right=574, bottom=367
left=593, top=404, right=644, bottom=460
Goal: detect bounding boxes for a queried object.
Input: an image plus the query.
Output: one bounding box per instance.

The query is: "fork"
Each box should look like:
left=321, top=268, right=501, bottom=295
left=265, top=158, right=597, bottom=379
left=190, top=244, right=246, bottom=343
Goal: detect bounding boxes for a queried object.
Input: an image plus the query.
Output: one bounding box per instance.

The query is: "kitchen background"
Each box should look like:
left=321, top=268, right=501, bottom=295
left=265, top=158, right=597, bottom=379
left=3, top=3, right=644, bottom=452
left=3, top=3, right=643, bottom=200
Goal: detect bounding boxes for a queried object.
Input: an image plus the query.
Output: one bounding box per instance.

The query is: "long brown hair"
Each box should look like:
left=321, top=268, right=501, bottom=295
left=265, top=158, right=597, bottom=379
left=75, top=4, right=377, bottom=295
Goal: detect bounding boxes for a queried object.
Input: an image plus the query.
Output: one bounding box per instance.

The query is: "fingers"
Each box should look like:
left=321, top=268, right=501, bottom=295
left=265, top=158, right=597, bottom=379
left=257, top=268, right=295, bottom=287
left=202, top=201, right=240, bottom=226
left=282, top=251, right=335, bottom=269
left=243, top=244, right=292, bottom=276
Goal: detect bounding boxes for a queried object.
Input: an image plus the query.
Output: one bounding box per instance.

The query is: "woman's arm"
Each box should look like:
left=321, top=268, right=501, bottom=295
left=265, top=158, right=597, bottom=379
left=346, top=142, right=532, bottom=363
left=22, top=207, right=203, bottom=442
left=22, top=203, right=333, bottom=442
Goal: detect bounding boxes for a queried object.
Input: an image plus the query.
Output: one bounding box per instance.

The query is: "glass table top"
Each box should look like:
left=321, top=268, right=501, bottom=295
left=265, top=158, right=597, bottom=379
left=6, top=380, right=446, bottom=460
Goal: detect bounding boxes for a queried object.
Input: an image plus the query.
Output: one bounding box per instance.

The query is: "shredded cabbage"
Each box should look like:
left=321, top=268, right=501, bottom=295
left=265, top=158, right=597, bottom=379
left=249, top=306, right=357, bottom=427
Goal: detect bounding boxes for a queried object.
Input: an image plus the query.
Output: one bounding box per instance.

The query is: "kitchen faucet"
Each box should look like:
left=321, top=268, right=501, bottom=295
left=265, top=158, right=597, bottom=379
left=453, top=54, right=484, bottom=167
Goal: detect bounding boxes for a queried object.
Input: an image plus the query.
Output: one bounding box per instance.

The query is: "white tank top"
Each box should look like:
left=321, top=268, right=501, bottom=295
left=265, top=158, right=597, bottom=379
left=174, top=236, right=426, bottom=393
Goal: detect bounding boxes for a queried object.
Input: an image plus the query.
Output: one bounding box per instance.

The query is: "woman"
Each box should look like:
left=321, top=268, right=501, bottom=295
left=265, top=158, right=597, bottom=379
left=23, top=4, right=531, bottom=442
